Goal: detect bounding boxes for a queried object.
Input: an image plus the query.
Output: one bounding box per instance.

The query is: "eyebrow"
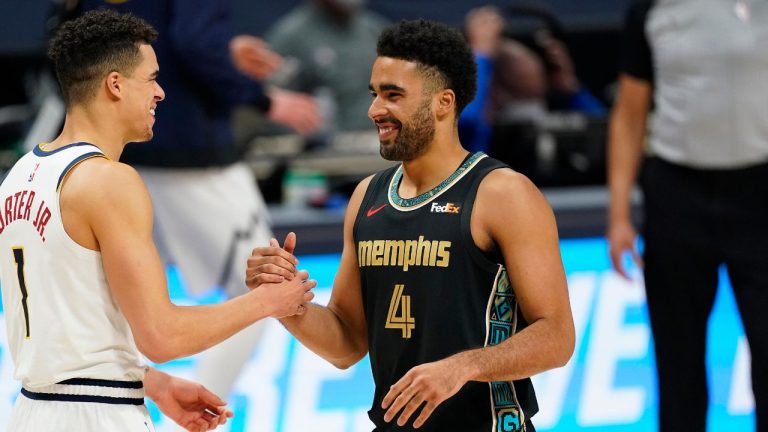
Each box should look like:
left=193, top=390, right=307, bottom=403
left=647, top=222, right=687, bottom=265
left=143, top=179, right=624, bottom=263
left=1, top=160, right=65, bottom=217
left=369, top=83, right=406, bottom=93
left=149, top=70, right=159, bottom=79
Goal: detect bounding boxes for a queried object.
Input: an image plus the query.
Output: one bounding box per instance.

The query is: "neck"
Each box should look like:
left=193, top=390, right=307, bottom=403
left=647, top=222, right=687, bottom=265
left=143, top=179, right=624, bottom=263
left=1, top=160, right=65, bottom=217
left=399, top=131, right=469, bottom=198
left=48, top=104, right=128, bottom=161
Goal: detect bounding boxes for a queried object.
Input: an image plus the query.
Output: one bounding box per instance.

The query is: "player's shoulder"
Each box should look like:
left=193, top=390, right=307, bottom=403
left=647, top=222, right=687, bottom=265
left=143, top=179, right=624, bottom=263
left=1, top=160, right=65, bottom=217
left=63, top=157, right=147, bottom=203
left=477, top=166, right=552, bottom=214
left=480, top=166, right=539, bottom=196
left=68, top=157, right=140, bottom=183
left=353, top=174, right=376, bottom=196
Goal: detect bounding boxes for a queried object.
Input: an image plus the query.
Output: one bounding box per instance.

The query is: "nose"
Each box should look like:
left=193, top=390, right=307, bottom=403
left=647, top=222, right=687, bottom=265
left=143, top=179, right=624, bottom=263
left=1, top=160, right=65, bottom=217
left=155, top=82, right=165, bottom=102
left=368, top=96, right=386, bottom=120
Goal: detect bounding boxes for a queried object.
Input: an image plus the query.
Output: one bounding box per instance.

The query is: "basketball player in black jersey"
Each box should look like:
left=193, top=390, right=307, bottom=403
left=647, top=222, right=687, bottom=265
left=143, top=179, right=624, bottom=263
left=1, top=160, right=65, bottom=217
left=247, top=20, right=574, bottom=431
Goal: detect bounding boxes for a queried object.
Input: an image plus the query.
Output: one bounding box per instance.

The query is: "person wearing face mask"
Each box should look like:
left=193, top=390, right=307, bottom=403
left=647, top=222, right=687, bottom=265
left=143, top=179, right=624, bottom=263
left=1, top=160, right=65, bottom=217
left=264, top=0, right=389, bottom=134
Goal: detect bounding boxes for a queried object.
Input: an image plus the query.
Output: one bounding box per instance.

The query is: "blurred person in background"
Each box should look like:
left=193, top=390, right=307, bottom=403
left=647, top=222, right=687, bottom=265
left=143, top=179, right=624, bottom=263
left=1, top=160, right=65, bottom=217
left=487, top=3, right=606, bottom=124
left=68, top=0, right=322, bottom=415
left=459, top=4, right=605, bottom=168
left=264, top=0, right=389, bottom=134
left=458, top=5, right=505, bottom=154
left=608, top=1, right=768, bottom=430
left=488, top=34, right=605, bottom=124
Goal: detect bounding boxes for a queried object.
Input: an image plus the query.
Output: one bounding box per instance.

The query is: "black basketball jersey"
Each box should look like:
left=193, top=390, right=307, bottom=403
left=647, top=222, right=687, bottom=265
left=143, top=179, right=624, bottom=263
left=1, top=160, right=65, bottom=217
left=354, top=152, right=538, bottom=432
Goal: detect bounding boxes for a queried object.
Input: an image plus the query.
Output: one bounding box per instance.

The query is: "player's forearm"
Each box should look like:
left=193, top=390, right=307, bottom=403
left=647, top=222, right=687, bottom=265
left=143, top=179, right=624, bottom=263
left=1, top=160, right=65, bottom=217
left=607, top=107, right=646, bottom=222
left=138, top=291, right=273, bottom=363
left=451, top=316, right=574, bottom=383
left=280, top=303, right=367, bottom=369
left=607, top=76, right=650, bottom=223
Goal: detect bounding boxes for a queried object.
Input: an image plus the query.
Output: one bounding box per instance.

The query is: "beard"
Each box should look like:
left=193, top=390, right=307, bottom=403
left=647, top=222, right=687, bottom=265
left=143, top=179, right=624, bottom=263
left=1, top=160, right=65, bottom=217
left=379, top=98, right=436, bottom=162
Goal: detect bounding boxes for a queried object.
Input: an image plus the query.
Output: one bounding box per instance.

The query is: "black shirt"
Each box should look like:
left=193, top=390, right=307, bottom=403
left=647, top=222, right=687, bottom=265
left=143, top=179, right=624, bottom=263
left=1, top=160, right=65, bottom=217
left=354, top=153, right=538, bottom=431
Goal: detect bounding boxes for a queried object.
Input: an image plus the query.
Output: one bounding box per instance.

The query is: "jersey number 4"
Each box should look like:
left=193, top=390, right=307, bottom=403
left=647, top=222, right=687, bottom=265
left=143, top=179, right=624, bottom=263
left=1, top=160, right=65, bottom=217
left=386, top=284, right=415, bottom=339
left=12, top=247, right=31, bottom=339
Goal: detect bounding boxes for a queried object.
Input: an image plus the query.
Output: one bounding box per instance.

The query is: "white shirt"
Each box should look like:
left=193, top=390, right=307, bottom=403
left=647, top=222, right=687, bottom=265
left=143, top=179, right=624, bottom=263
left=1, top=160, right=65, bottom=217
left=0, top=143, right=145, bottom=389
left=646, top=0, right=768, bottom=168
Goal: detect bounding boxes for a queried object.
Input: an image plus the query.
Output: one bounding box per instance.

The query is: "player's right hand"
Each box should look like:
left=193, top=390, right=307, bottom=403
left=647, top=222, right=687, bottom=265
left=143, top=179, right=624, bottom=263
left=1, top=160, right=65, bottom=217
left=246, top=232, right=300, bottom=287
left=607, top=217, right=642, bottom=279
left=258, top=269, right=316, bottom=318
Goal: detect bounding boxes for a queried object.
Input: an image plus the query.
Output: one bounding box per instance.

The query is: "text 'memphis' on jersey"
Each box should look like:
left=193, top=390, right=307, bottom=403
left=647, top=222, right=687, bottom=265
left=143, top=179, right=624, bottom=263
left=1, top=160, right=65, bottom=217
left=358, top=236, right=451, bottom=271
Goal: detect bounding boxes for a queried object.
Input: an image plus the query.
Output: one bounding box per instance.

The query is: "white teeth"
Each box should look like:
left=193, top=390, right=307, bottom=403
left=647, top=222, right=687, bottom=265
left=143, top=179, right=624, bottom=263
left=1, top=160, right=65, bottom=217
left=149, top=108, right=156, bottom=116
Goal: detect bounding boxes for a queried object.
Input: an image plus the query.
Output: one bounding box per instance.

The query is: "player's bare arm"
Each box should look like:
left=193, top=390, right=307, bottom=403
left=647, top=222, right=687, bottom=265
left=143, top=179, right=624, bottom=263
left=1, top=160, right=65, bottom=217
left=607, top=74, right=652, bottom=277
left=382, top=169, right=575, bottom=428
left=467, top=168, right=575, bottom=375
left=61, top=157, right=314, bottom=363
left=273, top=176, right=373, bottom=369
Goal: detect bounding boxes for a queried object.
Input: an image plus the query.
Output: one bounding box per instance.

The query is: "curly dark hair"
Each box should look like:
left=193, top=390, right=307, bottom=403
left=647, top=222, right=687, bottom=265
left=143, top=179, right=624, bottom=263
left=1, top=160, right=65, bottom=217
left=377, top=19, right=477, bottom=116
left=48, top=9, right=158, bottom=105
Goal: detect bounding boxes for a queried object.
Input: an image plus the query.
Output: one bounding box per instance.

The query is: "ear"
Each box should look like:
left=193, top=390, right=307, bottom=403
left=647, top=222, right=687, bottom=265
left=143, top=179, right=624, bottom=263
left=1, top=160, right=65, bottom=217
left=435, top=89, right=455, bottom=118
left=105, top=71, right=123, bottom=101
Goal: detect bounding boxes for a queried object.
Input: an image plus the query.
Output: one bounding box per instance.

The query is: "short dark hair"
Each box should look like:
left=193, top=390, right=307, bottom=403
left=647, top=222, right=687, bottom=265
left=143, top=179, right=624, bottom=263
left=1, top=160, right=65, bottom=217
left=376, top=19, right=477, bottom=116
left=48, top=9, right=158, bottom=106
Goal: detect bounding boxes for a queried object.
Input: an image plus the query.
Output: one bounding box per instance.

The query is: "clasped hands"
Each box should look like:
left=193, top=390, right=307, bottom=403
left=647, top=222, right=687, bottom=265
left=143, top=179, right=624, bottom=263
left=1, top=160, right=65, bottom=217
left=245, top=232, right=315, bottom=317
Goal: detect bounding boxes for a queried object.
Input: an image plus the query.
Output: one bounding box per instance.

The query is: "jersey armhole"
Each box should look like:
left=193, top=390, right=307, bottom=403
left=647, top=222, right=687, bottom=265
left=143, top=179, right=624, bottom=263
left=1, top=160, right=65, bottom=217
left=352, top=168, right=395, bottom=242
left=56, top=152, right=107, bottom=193
left=55, top=153, right=108, bottom=254
left=459, top=160, right=508, bottom=273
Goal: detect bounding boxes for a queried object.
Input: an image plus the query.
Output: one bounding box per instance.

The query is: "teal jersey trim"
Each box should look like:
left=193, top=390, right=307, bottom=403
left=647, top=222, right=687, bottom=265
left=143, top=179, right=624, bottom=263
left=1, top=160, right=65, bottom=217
left=388, top=151, right=486, bottom=208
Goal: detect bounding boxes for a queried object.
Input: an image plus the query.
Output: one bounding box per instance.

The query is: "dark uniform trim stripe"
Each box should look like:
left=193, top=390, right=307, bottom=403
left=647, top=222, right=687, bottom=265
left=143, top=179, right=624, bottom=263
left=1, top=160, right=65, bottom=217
left=56, top=152, right=105, bottom=192
left=459, top=157, right=508, bottom=273
left=33, top=142, right=100, bottom=157
left=20, top=388, right=144, bottom=405
left=58, top=378, right=144, bottom=389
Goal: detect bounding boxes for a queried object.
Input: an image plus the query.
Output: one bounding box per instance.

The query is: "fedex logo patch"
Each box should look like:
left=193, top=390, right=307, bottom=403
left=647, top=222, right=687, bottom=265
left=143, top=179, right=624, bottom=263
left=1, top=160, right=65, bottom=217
left=430, top=202, right=461, bottom=214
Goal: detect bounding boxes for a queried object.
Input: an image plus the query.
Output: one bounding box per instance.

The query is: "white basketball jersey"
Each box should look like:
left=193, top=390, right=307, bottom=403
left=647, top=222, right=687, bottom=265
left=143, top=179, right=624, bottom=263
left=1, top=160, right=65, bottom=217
left=0, top=143, right=145, bottom=389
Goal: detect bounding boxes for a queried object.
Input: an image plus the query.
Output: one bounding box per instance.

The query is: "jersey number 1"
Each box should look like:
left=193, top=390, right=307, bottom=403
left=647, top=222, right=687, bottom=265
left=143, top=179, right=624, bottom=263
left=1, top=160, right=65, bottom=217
left=386, top=284, right=415, bottom=339
left=12, top=247, right=30, bottom=338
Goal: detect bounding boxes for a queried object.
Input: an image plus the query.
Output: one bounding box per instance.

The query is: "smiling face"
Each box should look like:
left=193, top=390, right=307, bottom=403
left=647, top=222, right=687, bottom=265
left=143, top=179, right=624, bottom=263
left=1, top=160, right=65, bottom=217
left=368, top=57, right=437, bottom=162
left=120, top=44, right=165, bottom=142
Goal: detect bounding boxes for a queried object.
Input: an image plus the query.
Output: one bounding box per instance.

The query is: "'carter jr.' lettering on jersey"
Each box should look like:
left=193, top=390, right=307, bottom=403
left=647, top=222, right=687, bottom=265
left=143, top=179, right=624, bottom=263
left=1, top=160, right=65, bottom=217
left=0, top=190, right=52, bottom=241
left=357, top=236, right=451, bottom=271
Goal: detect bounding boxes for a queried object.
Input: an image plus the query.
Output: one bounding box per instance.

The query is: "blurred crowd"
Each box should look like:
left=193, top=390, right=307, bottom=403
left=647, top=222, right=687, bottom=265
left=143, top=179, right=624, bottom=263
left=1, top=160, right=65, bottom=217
left=0, top=0, right=615, bottom=202
left=0, top=1, right=766, bottom=431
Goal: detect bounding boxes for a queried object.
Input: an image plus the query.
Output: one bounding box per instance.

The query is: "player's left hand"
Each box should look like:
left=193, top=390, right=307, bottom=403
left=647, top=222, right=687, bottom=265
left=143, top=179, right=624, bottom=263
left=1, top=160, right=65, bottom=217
left=246, top=232, right=300, bottom=287
left=381, top=357, right=468, bottom=428
left=146, top=369, right=233, bottom=431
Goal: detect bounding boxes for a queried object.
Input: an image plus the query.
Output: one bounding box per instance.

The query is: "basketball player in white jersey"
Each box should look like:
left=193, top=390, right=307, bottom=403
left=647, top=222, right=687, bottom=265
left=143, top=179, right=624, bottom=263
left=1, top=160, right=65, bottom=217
left=0, top=10, right=315, bottom=431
